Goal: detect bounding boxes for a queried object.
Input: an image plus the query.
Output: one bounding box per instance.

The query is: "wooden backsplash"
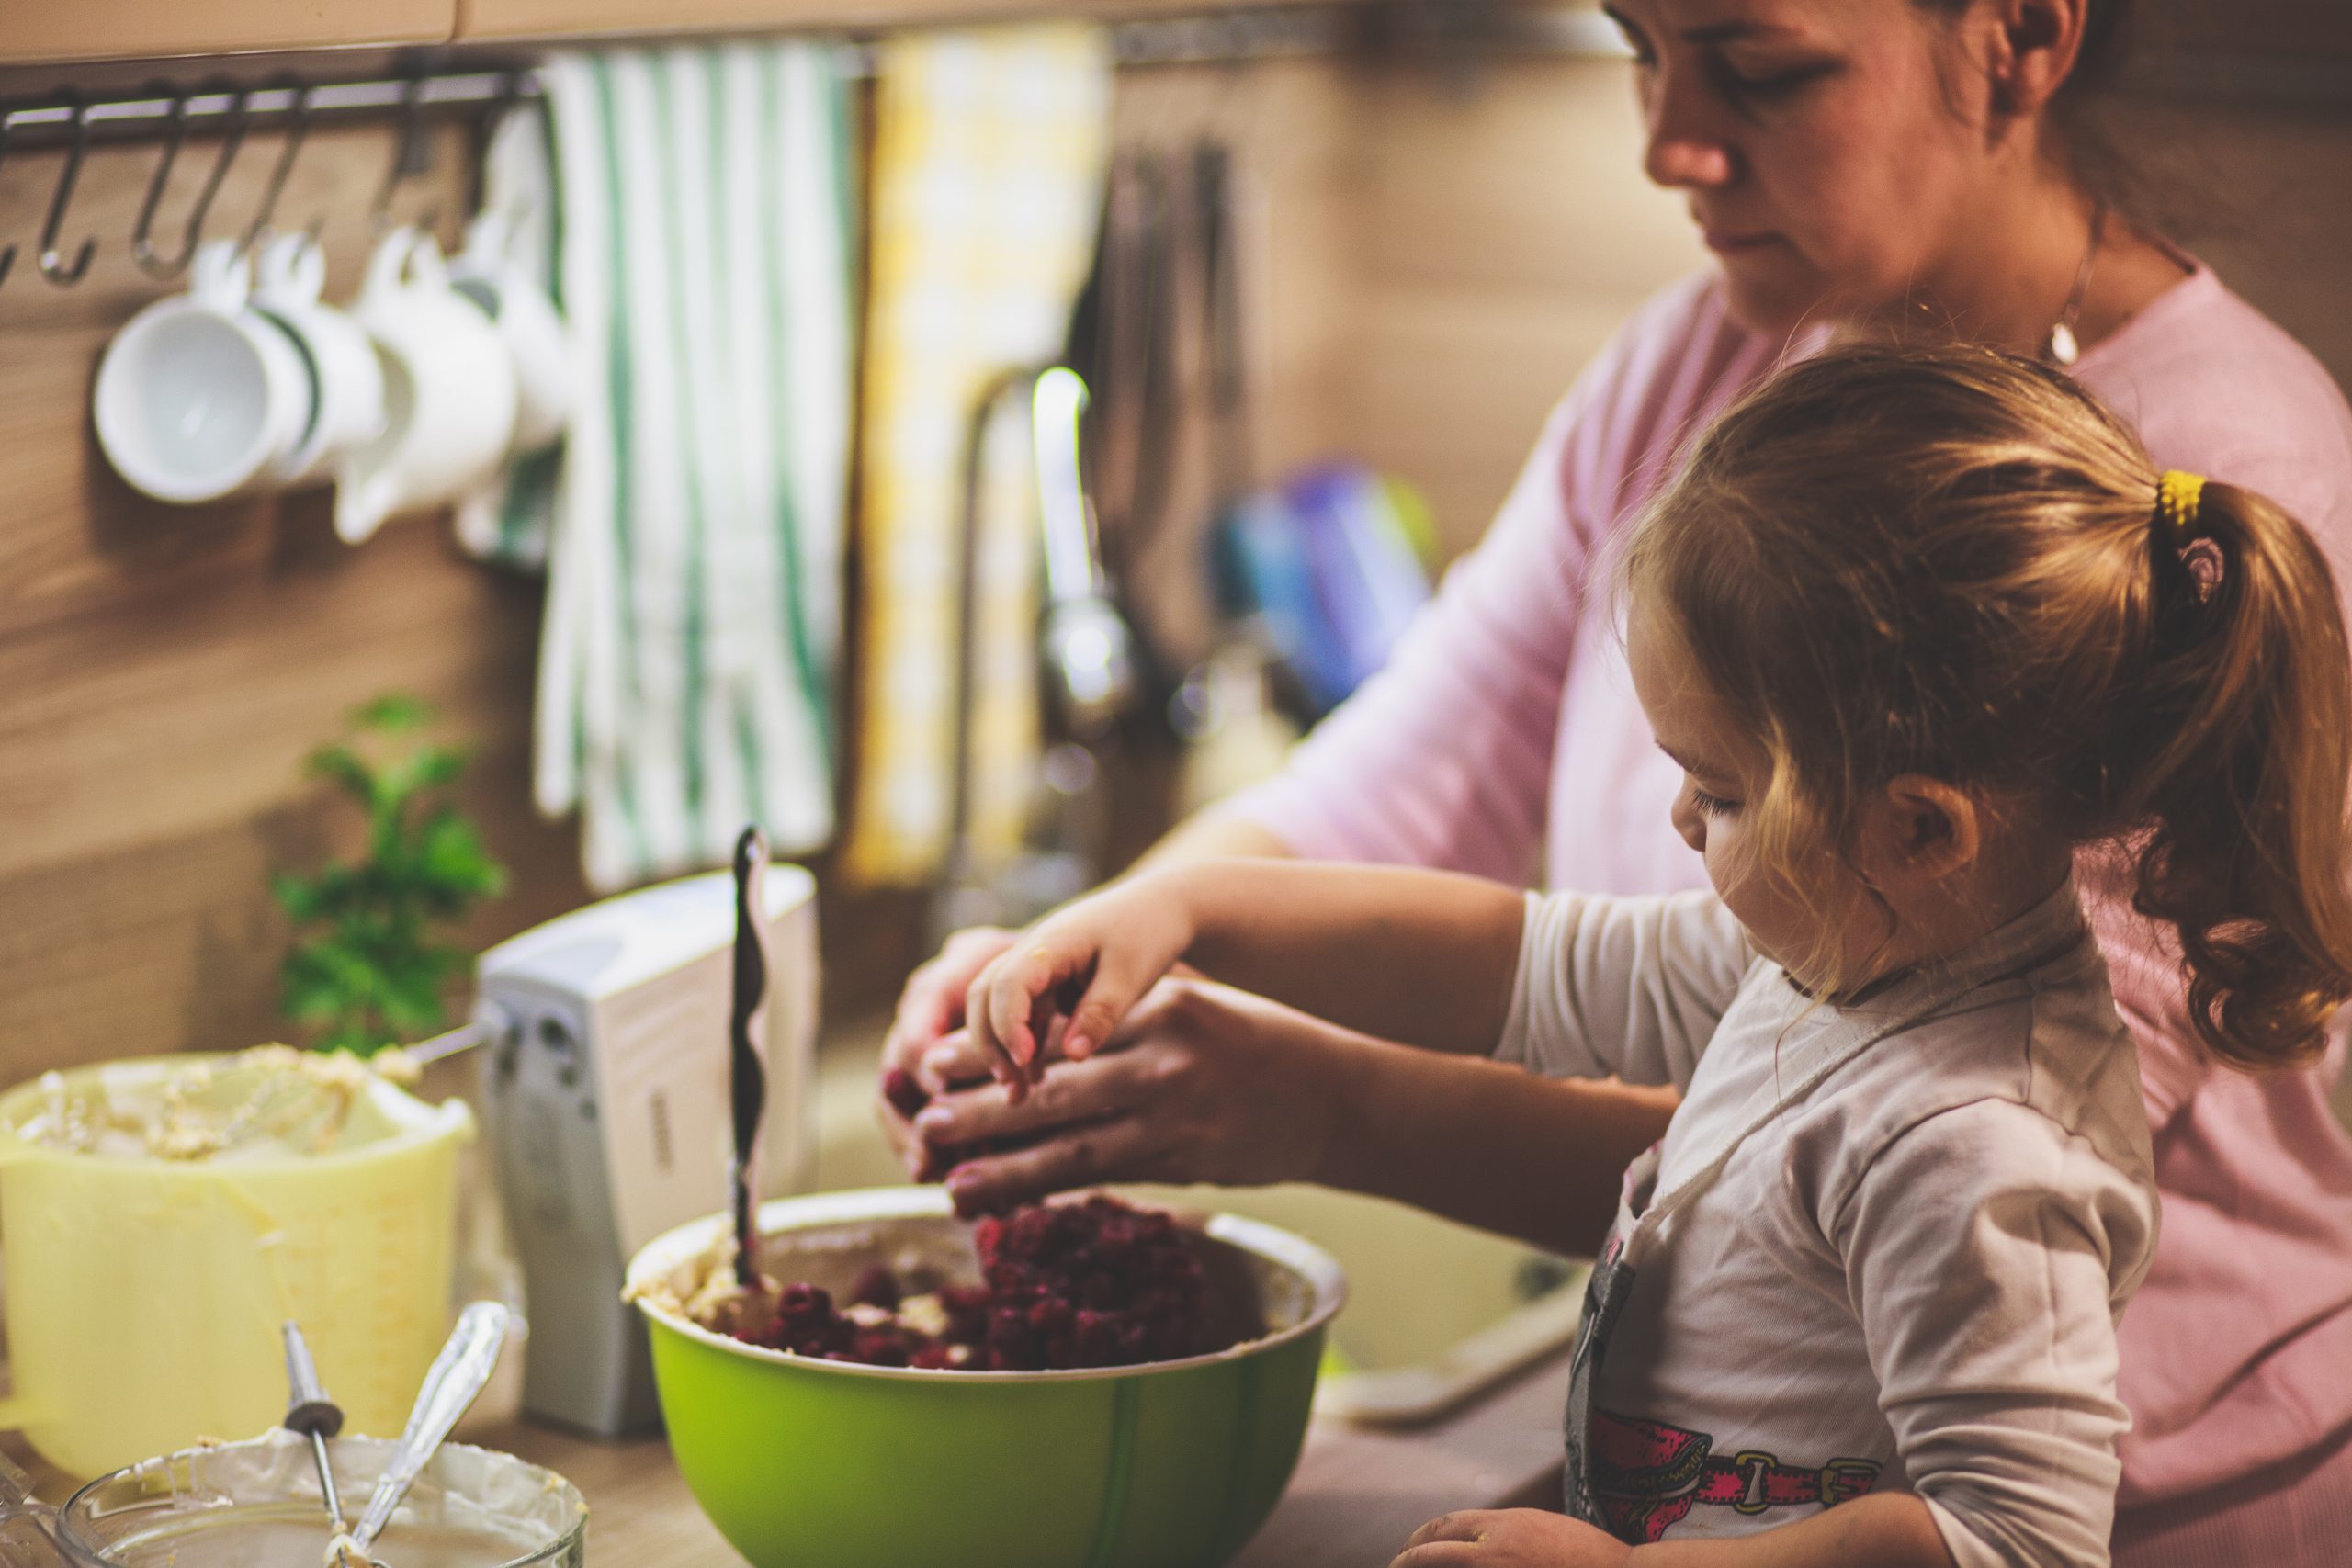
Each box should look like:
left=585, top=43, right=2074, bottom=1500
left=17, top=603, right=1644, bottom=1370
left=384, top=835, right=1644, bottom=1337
left=4, top=42, right=2350, bottom=1091
left=0, top=117, right=598, bottom=1087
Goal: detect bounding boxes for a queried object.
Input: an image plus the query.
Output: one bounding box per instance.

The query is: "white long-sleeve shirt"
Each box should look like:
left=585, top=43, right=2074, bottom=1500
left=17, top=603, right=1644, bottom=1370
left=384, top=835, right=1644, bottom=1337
left=1503, top=882, right=2158, bottom=1567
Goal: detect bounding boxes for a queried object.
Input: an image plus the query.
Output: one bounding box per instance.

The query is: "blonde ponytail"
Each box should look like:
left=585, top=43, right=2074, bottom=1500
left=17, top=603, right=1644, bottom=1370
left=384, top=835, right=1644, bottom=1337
left=2112, top=479, right=2352, bottom=1066
left=1624, top=342, right=2352, bottom=1067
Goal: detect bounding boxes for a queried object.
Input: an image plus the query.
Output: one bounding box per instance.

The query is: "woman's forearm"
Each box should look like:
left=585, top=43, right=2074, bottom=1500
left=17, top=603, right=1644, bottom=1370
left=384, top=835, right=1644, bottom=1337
left=1127, top=808, right=1295, bottom=875
left=1160, top=860, right=1530, bottom=1056
left=1306, top=1026, right=1677, bottom=1255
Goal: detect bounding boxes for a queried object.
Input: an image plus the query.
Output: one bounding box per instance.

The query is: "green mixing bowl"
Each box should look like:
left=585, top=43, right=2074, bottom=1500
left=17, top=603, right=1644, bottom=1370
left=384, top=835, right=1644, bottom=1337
left=626, top=1187, right=1346, bottom=1568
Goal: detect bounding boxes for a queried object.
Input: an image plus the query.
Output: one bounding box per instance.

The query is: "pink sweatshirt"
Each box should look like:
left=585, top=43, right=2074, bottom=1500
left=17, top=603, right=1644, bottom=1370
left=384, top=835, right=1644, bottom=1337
left=1232, top=265, right=2352, bottom=1513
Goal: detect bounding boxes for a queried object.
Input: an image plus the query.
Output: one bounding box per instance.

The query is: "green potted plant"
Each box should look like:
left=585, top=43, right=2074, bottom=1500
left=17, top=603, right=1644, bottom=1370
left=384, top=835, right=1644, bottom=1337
left=274, top=695, right=508, bottom=1056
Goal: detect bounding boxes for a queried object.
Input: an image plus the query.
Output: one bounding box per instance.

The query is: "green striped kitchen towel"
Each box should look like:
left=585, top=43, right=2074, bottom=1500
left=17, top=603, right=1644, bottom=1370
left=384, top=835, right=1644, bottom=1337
left=533, top=45, right=857, bottom=890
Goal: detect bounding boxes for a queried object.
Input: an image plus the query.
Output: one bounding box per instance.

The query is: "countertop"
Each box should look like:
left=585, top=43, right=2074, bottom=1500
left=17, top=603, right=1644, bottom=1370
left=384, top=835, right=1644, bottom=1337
left=13, top=1353, right=1571, bottom=1568
left=486, top=1350, right=1572, bottom=1568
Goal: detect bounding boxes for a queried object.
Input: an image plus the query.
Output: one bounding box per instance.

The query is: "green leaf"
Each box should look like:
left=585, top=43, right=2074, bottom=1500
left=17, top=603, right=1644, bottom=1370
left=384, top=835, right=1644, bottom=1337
left=404, top=744, right=469, bottom=796
left=356, top=694, right=431, bottom=733
left=415, top=811, right=507, bottom=905
left=272, top=690, right=503, bottom=1051
left=305, top=744, right=376, bottom=806
left=271, top=872, right=323, bottom=923
left=281, top=947, right=352, bottom=1025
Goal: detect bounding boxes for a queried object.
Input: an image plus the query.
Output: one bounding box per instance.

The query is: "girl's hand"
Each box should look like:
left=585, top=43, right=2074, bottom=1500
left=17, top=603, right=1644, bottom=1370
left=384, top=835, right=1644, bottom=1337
left=1392, top=1511, right=1632, bottom=1568
left=964, top=877, right=1197, bottom=1103
left=882, top=926, right=1020, bottom=1095
left=899, top=978, right=1351, bottom=1209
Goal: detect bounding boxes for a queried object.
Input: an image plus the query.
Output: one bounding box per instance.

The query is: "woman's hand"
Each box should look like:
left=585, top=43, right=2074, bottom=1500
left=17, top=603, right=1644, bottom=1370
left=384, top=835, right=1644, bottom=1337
left=893, top=978, right=1351, bottom=1213
left=882, top=924, right=1021, bottom=1096
left=965, top=876, right=1197, bottom=1101
left=1392, top=1511, right=1631, bottom=1568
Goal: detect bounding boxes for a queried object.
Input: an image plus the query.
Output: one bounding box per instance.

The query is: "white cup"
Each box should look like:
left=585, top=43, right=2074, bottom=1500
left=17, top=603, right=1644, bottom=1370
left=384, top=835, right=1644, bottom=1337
left=338, top=227, right=520, bottom=546
left=250, top=231, right=388, bottom=491
left=93, top=240, right=311, bottom=504
left=450, top=211, right=570, bottom=457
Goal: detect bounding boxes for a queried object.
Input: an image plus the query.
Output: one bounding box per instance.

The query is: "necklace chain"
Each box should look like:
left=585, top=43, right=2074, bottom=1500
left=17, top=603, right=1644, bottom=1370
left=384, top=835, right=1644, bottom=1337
left=2048, top=200, right=2109, bottom=367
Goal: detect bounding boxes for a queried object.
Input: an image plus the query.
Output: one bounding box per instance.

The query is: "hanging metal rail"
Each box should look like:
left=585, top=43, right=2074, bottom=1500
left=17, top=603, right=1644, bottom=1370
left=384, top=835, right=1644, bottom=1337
left=0, top=3, right=1632, bottom=294
left=1, top=70, right=537, bottom=142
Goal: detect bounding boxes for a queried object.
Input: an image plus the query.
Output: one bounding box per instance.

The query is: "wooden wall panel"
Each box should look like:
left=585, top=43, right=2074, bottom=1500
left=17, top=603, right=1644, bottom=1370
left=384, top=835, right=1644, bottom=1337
left=1, top=1, right=453, bottom=65
left=456, top=0, right=1295, bottom=44
left=1343, top=55, right=1703, bottom=559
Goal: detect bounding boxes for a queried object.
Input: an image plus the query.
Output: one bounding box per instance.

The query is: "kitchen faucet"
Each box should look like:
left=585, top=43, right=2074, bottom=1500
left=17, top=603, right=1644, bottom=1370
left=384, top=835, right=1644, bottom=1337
left=933, top=366, right=1137, bottom=942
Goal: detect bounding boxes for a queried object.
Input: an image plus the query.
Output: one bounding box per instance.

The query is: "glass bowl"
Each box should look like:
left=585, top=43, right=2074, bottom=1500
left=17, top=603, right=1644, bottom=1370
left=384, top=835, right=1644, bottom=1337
left=55, top=1433, right=583, bottom=1567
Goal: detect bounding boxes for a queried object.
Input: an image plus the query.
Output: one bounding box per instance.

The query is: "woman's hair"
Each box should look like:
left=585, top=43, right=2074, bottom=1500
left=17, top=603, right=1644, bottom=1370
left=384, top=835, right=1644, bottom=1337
left=1622, top=341, right=2352, bottom=1069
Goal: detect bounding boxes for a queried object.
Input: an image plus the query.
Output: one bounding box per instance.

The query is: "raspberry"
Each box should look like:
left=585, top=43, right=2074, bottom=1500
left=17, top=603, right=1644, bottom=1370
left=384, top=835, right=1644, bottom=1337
left=718, top=1196, right=1216, bottom=1371
left=850, top=1264, right=901, bottom=1310
left=881, top=1066, right=930, bottom=1120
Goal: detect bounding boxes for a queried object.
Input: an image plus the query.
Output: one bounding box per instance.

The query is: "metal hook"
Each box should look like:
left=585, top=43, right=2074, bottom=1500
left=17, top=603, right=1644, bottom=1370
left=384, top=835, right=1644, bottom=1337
left=241, top=77, right=314, bottom=254
left=134, top=81, right=252, bottom=278
left=371, top=74, right=435, bottom=236
left=0, top=114, right=17, bottom=290
left=36, top=96, right=98, bottom=286
left=130, top=86, right=193, bottom=278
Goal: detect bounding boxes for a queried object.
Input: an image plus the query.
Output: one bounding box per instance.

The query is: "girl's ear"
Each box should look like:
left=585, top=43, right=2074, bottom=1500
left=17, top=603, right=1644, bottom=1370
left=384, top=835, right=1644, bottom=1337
left=1864, top=775, right=1983, bottom=882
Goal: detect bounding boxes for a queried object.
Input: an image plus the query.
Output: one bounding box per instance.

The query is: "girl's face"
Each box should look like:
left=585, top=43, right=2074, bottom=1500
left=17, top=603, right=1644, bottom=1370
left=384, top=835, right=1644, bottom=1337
left=1605, top=0, right=2010, bottom=333
left=1626, top=602, right=1879, bottom=982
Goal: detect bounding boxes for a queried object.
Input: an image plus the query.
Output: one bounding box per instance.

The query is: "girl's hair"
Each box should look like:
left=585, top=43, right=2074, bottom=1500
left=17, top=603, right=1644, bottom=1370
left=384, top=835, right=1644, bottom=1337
left=1623, top=341, right=2352, bottom=1069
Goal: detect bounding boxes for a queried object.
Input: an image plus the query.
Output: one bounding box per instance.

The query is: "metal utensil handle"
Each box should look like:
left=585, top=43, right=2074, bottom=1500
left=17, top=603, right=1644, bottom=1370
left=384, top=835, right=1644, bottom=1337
left=282, top=1321, right=348, bottom=1532
left=729, top=825, right=771, bottom=1288
left=349, top=1301, right=511, bottom=1551
left=280, top=1320, right=345, bottom=1437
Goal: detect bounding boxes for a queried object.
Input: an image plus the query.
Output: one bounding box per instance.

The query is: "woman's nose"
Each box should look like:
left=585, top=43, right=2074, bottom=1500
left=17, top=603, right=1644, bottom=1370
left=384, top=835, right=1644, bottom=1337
left=1642, top=71, right=1736, bottom=191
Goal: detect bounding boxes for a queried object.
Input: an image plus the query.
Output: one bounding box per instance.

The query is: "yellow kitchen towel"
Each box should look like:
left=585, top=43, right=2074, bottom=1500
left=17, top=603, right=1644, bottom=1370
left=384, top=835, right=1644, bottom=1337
left=845, top=25, right=1114, bottom=886
left=537, top=45, right=858, bottom=890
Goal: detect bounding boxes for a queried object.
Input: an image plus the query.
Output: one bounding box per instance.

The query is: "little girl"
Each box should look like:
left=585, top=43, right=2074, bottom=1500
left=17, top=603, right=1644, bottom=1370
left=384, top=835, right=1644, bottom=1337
left=963, top=344, right=2352, bottom=1567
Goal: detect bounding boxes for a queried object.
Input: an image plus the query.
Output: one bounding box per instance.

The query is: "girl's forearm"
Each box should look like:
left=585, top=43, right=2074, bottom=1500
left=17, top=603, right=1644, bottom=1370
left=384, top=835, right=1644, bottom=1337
left=1162, top=860, right=1529, bottom=1055
left=1306, top=1027, right=1678, bottom=1255
left=1630, top=1494, right=1952, bottom=1568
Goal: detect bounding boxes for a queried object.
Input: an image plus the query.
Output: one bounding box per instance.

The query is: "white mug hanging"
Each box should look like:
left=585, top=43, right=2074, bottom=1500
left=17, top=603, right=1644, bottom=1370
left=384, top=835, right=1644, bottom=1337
left=450, top=209, right=571, bottom=457
left=251, top=231, right=387, bottom=491
left=92, top=239, right=311, bottom=505
left=338, top=226, right=521, bottom=546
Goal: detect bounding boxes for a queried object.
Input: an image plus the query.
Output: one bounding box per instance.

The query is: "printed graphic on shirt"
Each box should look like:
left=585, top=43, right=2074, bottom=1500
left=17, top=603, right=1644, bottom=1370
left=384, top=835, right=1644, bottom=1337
left=1561, top=1230, right=1634, bottom=1528
left=1589, top=1409, right=1883, bottom=1544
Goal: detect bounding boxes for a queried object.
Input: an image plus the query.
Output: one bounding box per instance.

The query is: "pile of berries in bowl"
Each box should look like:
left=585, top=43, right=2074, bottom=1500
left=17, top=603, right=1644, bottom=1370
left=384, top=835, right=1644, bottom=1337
left=625, top=1187, right=1345, bottom=1568
left=731, top=1197, right=1224, bottom=1371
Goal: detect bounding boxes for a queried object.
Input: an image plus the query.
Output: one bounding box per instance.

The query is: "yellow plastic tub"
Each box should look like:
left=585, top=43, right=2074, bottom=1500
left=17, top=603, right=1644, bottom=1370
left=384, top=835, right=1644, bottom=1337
left=0, top=1054, right=472, bottom=1479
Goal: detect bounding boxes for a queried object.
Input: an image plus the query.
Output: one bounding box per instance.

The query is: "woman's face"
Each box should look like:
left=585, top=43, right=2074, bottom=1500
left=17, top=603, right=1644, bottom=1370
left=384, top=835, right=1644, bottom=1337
left=1605, top=0, right=2013, bottom=333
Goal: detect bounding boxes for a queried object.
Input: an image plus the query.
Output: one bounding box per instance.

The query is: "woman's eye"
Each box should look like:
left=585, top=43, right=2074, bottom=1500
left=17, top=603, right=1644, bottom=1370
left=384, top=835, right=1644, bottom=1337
left=1689, top=785, right=1740, bottom=818
left=1713, top=59, right=1836, bottom=102
left=1603, top=11, right=1655, bottom=66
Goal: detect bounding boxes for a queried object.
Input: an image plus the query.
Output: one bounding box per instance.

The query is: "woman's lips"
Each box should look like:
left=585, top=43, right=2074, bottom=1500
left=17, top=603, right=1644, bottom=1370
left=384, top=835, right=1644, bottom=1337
left=1702, top=228, right=1781, bottom=254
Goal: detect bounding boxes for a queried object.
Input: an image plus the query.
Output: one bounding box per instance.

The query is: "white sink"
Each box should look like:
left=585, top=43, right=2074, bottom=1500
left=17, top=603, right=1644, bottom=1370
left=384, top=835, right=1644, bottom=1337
left=809, top=1046, right=1585, bottom=1425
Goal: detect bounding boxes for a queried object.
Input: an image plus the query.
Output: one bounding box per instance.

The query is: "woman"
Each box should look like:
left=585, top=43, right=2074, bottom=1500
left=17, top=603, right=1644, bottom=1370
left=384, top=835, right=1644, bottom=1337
left=882, top=1, right=2352, bottom=1558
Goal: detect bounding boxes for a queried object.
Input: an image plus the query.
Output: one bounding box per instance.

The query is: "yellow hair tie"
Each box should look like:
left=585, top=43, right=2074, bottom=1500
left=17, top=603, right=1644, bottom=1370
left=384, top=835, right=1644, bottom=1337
left=2156, top=470, right=2207, bottom=538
